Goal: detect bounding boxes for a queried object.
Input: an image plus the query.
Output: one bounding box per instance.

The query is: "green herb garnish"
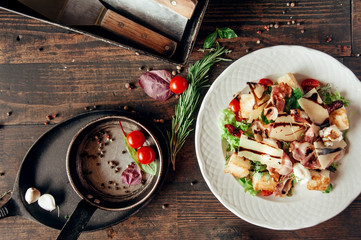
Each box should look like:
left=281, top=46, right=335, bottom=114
left=327, top=163, right=340, bottom=173
left=323, top=183, right=333, bottom=193
left=317, top=84, right=349, bottom=106
left=260, top=109, right=275, bottom=125
left=284, top=88, right=304, bottom=113
left=203, top=28, right=238, bottom=49
left=169, top=42, right=232, bottom=170
left=264, top=86, right=272, bottom=95
left=250, top=161, right=267, bottom=172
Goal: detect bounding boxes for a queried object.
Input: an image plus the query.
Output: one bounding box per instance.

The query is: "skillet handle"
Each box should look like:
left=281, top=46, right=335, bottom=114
left=0, top=198, right=19, bottom=219
left=98, top=9, right=177, bottom=58
left=57, top=199, right=97, bottom=240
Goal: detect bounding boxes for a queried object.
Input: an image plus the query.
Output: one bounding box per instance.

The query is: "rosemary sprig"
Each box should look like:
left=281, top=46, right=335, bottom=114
left=169, top=42, right=232, bottom=170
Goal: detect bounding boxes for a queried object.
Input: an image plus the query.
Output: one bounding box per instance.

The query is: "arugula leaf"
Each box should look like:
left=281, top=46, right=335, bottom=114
left=293, top=88, right=304, bottom=99
left=284, top=88, right=304, bottom=113
left=260, top=109, right=275, bottom=125
left=264, top=86, right=272, bottom=95
left=323, top=183, right=333, bottom=193
left=251, top=161, right=267, bottom=172
left=327, top=163, right=339, bottom=173
left=237, top=177, right=260, bottom=196
left=282, top=141, right=291, bottom=153
left=317, top=84, right=349, bottom=106
left=124, top=136, right=157, bottom=175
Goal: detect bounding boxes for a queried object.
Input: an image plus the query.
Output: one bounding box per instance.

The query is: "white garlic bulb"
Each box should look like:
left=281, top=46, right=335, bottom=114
left=38, top=194, right=56, bottom=212
left=25, top=187, right=41, bottom=204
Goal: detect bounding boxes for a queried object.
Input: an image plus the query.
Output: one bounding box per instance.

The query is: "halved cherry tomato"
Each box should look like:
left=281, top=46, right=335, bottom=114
left=228, top=98, right=240, bottom=112
left=261, top=190, right=273, bottom=196
left=169, top=76, right=188, bottom=94
left=127, top=130, right=145, bottom=149
left=301, top=78, right=320, bottom=92
left=258, top=78, right=273, bottom=87
left=136, top=146, right=155, bottom=164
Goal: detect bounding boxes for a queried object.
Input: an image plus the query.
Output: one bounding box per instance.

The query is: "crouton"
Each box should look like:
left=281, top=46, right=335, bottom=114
left=252, top=173, right=278, bottom=192
left=329, top=106, right=349, bottom=131
left=224, top=153, right=251, bottom=178
left=306, top=170, right=330, bottom=191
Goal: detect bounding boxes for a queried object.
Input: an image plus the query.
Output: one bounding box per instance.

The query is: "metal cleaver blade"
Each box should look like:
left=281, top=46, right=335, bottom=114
left=18, top=0, right=177, bottom=57
left=101, top=0, right=189, bottom=41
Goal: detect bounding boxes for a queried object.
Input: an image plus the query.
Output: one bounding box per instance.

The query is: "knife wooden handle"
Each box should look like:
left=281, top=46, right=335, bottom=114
left=99, top=9, right=177, bottom=58
left=153, top=0, right=198, bottom=19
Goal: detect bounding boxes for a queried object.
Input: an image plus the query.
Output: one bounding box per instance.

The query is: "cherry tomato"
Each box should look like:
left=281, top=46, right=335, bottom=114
left=228, top=98, right=240, bottom=112
left=261, top=190, right=273, bottom=196
left=127, top=130, right=145, bottom=149
left=136, top=146, right=155, bottom=164
left=258, top=78, right=273, bottom=87
left=169, top=76, right=188, bottom=94
left=301, top=78, right=320, bottom=92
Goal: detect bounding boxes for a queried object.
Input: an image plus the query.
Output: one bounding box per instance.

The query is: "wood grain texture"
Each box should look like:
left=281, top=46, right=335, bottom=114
left=0, top=0, right=360, bottom=239
left=100, top=9, right=177, bottom=57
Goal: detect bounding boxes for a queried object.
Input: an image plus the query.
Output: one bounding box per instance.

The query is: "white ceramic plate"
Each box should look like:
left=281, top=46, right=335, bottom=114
left=195, top=45, right=361, bottom=230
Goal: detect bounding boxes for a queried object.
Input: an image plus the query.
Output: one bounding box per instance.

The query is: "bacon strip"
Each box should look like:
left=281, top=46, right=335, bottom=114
left=274, top=174, right=293, bottom=197
left=277, top=152, right=293, bottom=175
left=290, top=141, right=320, bottom=169
left=270, top=82, right=293, bottom=113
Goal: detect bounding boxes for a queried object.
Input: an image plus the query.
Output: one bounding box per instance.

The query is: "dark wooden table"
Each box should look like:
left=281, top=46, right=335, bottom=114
left=1, top=1, right=361, bottom=239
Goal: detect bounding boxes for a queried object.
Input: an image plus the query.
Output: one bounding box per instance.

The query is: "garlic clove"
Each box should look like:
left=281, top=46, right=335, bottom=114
left=25, top=187, right=41, bottom=204
left=38, top=194, right=56, bottom=212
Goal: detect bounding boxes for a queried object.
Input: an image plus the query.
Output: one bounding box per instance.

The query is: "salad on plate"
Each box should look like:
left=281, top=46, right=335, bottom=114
left=219, top=73, right=350, bottom=197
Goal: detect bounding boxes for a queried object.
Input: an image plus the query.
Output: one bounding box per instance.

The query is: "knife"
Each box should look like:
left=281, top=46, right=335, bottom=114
left=101, top=0, right=189, bottom=42
left=18, top=0, right=177, bottom=57
left=153, top=0, right=198, bottom=19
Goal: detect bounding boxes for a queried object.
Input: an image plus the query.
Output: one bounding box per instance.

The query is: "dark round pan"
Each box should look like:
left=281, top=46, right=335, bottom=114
left=0, top=110, right=169, bottom=237
left=58, top=115, right=165, bottom=239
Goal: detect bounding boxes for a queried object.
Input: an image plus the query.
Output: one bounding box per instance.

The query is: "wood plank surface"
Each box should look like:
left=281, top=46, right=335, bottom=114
left=0, top=0, right=360, bottom=239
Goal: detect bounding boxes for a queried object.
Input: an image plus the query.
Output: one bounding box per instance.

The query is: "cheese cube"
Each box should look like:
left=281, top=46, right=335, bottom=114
left=239, top=93, right=255, bottom=118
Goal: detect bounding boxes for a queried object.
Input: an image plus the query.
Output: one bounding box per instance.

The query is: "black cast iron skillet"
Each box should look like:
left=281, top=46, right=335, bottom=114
left=0, top=110, right=169, bottom=238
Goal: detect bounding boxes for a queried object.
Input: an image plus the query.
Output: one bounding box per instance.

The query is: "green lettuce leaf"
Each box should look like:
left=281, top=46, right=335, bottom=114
left=219, top=108, right=252, bottom=150
left=237, top=177, right=260, bottom=196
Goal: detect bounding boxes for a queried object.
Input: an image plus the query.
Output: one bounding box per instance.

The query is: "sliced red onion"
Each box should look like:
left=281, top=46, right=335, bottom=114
left=121, top=162, right=142, bottom=186
left=138, top=70, right=174, bottom=101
